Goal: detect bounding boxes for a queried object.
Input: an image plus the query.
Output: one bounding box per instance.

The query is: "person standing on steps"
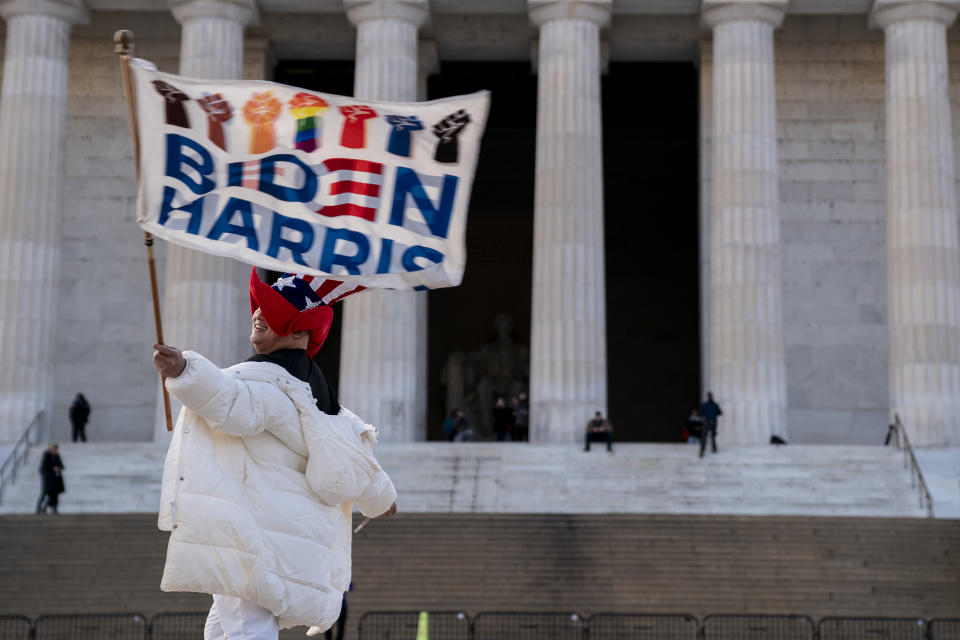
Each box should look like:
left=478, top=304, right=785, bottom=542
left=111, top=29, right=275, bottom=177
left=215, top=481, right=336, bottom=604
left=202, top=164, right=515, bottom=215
left=36, top=443, right=65, bottom=514
left=152, top=269, right=397, bottom=639
left=699, top=392, right=722, bottom=458
left=511, top=393, right=529, bottom=441
left=69, top=393, right=90, bottom=442
left=493, top=397, right=513, bottom=441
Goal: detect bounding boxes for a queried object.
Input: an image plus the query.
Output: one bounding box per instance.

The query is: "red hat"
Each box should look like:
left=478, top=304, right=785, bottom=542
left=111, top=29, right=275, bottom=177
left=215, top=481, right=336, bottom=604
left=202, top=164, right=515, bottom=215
left=248, top=268, right=364, bottom=357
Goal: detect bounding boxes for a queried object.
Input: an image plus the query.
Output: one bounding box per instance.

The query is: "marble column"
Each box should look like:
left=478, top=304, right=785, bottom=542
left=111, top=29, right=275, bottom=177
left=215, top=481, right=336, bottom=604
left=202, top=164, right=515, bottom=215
left=154, top=0, right=256, bottom=439
left=527, top=0, right=610, bottom=443
left=340, top=0, right=428, bottom=442
left=702, top=0, right=788, bottom=445
left=0, top=0, right=87, bottom=441
left=415, top=37, right=436, bottom=436
left=873, top=0, right=960, bottom=446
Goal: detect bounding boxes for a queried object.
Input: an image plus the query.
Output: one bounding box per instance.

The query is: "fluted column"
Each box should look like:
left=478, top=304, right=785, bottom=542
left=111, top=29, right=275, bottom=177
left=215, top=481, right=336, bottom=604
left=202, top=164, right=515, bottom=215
left=703, top=0, right=788, bottom=445
left=0, top=0, right=87, bottom=441
left=154, top=0, right=256, bottom=439
left=873, top=0, right=960, bottom=446
left=340, top=0, right=428, bottom=442
left=527, top=0, right=610, bottom=443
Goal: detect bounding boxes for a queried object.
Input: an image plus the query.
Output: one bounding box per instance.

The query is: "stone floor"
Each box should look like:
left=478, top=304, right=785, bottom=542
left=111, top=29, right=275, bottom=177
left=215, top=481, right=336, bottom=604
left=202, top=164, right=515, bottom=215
left=2, top=441, right=953, bottom=518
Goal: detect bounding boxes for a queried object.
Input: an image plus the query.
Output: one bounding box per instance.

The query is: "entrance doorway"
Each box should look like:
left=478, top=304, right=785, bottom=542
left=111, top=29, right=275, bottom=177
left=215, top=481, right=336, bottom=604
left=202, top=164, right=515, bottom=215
left=427, top=61, right=700, bottom=442
left=426, top=63, right=537, bottom=440
left=603, top=62, right=700, bottom=441
left=274, top=60, right=700, bottom=442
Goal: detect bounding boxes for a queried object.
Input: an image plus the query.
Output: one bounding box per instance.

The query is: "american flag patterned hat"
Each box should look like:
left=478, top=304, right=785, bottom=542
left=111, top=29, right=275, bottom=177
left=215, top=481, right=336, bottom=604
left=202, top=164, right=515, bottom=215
left=269, top=273, right=366, bottom=311
left=248, top=268, right=366, bottom=357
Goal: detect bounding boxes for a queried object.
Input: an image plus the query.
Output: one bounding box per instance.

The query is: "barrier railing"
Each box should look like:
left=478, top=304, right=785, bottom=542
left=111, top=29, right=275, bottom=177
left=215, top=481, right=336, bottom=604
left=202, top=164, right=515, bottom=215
left=358, top=611, right=471, bottom=639
left=0, top=411, right=46, bottom=505
left=928, top=619, right=960, bottom=640
left=472, top=612, right=585, bottom=640
left=148, top=612, right=207, bottom=640
left=34, top=613, right=147, bottom=640
left=0, top=615, right=32, bottom=640
left=885, top=414, right=935, bottom=517
left=818, top=616, right=927, bottom=640
left=702, top=614, right=816, bottom=639
left=1, top=612, right=955, bottom=639
left=588, top=613, right=699, bottom=639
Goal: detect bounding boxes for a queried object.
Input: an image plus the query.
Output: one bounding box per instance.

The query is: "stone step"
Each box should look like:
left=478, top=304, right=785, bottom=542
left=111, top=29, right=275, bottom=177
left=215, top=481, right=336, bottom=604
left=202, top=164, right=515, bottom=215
left=0, top=513, right=957, bottom=640
left=0, top=442, right=939, bottom=518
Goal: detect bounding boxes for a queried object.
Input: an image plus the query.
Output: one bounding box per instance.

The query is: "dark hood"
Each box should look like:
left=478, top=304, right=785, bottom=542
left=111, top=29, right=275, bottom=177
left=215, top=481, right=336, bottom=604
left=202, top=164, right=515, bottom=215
left=246, top=348, right=340, bottom=416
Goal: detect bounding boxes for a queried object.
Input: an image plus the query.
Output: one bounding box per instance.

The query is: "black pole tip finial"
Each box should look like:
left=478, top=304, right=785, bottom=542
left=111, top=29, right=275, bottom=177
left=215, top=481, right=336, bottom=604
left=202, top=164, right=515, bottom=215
left=114, top=30, right=135, bottom=55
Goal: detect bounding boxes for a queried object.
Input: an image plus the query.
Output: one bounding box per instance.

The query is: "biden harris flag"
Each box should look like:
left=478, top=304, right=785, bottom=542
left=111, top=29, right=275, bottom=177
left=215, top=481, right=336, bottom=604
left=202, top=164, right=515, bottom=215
left=129, top=58, right=489, bottom=291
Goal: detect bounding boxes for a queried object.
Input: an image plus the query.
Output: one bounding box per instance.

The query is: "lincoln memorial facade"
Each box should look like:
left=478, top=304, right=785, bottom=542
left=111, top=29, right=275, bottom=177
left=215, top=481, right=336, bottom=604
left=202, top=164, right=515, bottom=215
left=2, top=0, right=960, bottom=448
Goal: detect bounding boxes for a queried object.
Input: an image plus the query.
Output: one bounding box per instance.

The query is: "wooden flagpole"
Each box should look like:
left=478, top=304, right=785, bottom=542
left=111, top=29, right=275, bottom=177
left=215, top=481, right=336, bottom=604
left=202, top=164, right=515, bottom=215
left=114, top=30, right=173, bottom=432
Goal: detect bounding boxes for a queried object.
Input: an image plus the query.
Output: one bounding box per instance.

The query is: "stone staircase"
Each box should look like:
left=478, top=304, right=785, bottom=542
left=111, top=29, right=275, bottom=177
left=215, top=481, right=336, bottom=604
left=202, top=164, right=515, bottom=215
left=1, top=512, right=957, bottom=640
left=0, top=442, right=937, bottom=517
left=0, top=442, right=167, bottom=514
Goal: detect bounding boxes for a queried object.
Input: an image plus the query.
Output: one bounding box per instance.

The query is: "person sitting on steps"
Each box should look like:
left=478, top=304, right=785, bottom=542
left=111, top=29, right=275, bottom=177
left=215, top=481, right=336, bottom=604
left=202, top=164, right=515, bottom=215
left=584, top=411, right=614, bottom=453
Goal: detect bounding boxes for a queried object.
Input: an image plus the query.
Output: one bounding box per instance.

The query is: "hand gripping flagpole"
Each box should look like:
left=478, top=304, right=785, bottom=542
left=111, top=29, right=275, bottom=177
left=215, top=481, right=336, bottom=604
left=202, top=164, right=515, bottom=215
left=114, top=30, right=174, bottom=432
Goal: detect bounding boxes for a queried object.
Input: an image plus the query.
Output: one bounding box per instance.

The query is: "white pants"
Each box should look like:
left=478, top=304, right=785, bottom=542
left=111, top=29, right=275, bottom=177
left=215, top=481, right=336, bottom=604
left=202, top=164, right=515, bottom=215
left=204, top=594, right=279, bottom=640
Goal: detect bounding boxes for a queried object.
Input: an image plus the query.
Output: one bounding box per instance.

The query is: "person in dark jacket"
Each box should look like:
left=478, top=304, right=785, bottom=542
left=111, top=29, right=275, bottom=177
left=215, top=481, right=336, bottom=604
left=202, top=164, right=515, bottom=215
left=698, top=392, right=723, bottom=458
left=442, top=410, right=459, bottom=442
left=69, top=393, right=90, bottom=442
left=684, top=408, right=703, bottom=445
left=584, top=411, right=614, bottom=452
left=493, top=397, right=513, bottom=441
left=511, top=394, right=529, bottom=441
left=36, top=443, right=65, bottom=514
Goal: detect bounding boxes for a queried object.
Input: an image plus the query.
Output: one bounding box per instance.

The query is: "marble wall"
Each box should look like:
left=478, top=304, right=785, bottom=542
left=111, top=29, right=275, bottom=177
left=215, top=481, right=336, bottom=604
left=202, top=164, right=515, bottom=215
left=52, top=17, right=179, bottom=443
left=10, top=10, right=960, bottom=443
left=776, top=16, right=890, bottom=444
left=46, top=13, right=270, bottom=442
left=701, top=16, right=891, bottom=444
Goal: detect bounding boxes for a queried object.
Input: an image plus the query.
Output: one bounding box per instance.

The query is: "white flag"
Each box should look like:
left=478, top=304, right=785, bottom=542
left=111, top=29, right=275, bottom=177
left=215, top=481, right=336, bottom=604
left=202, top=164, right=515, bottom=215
left=130, top=59, right=489, bottom=291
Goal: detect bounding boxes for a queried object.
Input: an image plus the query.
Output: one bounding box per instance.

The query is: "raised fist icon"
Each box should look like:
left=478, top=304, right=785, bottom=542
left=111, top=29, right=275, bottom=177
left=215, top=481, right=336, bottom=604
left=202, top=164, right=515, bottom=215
left=432, top=109, right=471, bottom=163
left=152, top=80, right=191, bottom=128
left=242, top=91, right=283, bottom=153
left=384, top=114, right=424, bottom=158
left=196, top=93, right=233, bottom=150
left=339, top=105, right=378, bottom=149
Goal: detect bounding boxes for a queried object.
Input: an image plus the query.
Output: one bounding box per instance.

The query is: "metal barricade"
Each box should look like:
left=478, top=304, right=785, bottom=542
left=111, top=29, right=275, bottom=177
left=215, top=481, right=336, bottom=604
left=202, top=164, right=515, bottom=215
left=929, top=619, right=960, bottom=640
left=357, top=611, right=470, bottom=640
left=149, top=612, right=208, bottom=640
left=702, top=614, right=815, bottom=639
left=817, top=617, right=927, bottom=640
left=472, top=612, right=584, bottom=640
left=0, top=615, right=32, bottom=640
left=587, top=613, right=699, bottom=639
left=34, top=613, right=147, bottom=640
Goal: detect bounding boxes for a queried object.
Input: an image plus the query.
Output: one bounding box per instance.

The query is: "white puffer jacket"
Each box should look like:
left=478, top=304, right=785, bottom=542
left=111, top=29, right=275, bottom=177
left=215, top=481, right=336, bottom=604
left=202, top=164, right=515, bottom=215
left=157, top=351, right=397, bottom=632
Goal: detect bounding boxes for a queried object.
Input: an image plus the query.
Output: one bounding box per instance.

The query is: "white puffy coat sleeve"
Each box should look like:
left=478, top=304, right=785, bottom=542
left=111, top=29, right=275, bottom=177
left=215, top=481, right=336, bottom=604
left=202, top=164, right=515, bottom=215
left=303, top=407, right=397, bottom=518
left=165, top=350, right=296, bottom=437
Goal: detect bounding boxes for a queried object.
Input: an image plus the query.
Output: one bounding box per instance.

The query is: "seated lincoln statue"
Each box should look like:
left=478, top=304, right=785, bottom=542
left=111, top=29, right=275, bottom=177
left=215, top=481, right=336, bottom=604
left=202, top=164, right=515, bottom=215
left=441, top=313, right=529, bottom=439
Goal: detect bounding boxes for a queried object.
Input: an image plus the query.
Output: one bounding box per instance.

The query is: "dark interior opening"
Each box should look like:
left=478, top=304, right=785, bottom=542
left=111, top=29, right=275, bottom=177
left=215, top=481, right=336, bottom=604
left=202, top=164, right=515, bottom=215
left=274, top=59, right=700, bottom=442
left=426, top=62, right=537, bottom=440
left=602, top=62, right=700, bottom=442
